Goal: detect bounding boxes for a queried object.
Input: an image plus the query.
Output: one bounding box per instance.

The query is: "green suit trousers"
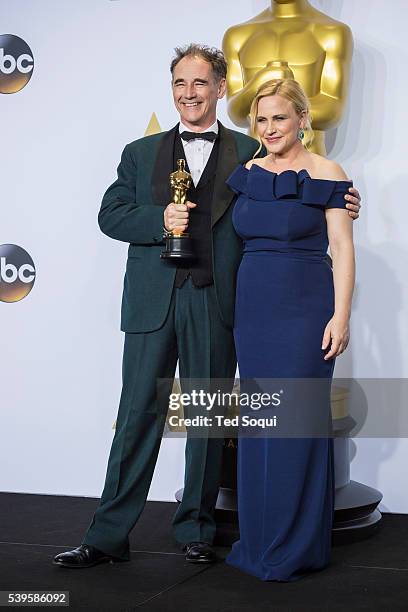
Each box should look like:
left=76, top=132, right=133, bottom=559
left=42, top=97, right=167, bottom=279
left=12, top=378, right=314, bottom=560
left=82, top=278, right=236, bottom=559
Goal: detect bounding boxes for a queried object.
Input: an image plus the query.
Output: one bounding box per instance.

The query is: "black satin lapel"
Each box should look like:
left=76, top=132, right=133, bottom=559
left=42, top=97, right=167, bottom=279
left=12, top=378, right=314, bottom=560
left=174, top=132, right=192, bottom=175
left=151, top=125, right=178, bottom=206
left=211, top=124, right=239, bottom=227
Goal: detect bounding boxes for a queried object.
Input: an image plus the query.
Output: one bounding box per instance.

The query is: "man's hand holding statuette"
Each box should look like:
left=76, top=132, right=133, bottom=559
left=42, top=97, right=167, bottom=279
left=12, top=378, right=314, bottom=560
left=164, top=201, right=197, bottom=233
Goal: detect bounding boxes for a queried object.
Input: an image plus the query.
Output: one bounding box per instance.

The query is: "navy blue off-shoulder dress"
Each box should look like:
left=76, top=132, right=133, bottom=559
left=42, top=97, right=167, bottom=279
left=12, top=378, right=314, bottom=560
left=225, top=164, right=352, bottom=582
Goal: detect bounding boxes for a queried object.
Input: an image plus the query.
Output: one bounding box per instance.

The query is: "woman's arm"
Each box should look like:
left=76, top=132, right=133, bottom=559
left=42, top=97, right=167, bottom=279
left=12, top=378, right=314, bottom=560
left=323, top=205, right=355, bottom=360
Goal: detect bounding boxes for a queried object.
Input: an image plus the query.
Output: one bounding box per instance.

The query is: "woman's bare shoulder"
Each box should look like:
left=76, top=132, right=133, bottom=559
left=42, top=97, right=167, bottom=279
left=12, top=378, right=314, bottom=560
left=311, top=154, right=349, bottom=181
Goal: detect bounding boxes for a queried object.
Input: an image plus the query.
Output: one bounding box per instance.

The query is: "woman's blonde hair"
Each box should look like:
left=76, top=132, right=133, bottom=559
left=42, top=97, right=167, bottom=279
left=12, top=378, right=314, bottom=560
left=249, top=79, right=313, bottom=156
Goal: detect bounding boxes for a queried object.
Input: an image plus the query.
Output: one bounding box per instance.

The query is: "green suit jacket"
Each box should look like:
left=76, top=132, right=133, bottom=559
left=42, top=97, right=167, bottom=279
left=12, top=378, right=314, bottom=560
left=98, top=122, right=259, bottom=333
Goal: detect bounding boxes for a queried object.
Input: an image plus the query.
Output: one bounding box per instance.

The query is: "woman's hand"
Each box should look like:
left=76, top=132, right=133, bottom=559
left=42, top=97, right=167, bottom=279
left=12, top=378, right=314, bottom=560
left=322, top=315, right=350, bottom=360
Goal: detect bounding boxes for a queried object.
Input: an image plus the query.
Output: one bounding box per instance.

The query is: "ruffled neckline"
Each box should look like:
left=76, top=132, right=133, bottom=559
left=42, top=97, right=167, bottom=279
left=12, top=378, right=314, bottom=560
left=251, top=165, right=311, bottom=181
left=226, top=163, right=353, bottom=206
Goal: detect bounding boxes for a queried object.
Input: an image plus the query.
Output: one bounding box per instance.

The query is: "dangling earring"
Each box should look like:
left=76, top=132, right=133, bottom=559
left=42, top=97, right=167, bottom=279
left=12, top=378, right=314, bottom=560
left=297, top=128, right=305, bottom=141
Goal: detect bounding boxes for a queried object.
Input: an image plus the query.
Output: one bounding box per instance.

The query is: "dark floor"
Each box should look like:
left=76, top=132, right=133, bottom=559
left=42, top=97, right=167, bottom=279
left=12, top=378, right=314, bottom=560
left=0, top=493, right=407, bottom=611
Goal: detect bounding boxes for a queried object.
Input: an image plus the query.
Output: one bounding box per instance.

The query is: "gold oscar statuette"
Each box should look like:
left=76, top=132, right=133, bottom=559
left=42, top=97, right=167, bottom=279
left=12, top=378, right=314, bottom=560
left=222, top=0, right=353, bottom=155
left=160, top=159, right=195, bottom=260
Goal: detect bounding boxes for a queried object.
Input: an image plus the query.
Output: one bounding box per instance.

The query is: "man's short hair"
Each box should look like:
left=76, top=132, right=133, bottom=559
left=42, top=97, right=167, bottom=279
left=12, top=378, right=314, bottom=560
left=170, top=43, right=227, bottom=82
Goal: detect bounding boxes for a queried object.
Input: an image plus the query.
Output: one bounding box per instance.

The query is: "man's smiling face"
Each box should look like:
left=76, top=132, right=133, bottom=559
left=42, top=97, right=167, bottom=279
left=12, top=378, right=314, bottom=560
left=172, top=56, right=226, bottom=131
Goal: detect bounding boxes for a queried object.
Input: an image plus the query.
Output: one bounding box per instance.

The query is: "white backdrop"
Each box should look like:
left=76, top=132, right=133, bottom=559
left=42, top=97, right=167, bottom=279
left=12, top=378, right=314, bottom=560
left=1, top=0, right=407, bottom=512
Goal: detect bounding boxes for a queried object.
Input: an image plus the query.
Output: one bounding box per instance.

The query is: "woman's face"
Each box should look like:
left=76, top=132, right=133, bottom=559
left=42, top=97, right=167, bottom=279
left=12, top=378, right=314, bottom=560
left=256, top=94, right=305, bottom=155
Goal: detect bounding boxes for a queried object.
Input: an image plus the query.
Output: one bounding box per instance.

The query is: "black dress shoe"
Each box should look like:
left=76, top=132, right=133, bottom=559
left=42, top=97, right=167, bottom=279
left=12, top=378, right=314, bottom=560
left=183, top=541, right=216, bottom=563
left=53, top=544, right=114, bottom=568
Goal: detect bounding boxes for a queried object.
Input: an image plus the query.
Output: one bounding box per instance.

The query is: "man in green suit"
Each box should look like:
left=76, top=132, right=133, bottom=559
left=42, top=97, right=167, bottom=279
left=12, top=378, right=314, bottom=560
left=54, top=44, right=361, bottom=569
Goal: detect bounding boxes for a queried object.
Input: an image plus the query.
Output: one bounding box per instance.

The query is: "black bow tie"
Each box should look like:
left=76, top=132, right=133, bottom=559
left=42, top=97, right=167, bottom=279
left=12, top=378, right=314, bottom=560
left=180, top=131, right=218, bottom=142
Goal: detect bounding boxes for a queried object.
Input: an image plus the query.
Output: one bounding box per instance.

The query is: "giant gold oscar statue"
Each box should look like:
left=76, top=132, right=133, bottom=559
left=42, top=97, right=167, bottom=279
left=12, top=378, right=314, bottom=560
left=222, top=0, right=353, bottom=155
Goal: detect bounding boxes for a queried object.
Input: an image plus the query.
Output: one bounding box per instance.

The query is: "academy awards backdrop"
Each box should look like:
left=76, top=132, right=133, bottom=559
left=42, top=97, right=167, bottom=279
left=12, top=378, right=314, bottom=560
left=1, top=0, right=407, bottom=513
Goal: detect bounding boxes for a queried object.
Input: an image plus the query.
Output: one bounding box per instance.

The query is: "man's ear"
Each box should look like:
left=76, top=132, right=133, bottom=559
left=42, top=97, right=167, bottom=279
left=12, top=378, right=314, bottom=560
left=218, top=78, right=227, bottom=99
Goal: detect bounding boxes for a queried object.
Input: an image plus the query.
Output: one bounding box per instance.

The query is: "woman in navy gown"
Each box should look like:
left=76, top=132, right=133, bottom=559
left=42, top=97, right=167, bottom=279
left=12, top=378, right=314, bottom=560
left=225, top=79, right=355, bottom=582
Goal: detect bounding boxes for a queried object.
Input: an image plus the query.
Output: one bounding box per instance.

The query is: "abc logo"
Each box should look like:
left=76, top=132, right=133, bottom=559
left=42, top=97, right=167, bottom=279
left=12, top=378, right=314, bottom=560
left=0, top=244, right=36, bottom=303
left=0, top=34, right=34, bottom=94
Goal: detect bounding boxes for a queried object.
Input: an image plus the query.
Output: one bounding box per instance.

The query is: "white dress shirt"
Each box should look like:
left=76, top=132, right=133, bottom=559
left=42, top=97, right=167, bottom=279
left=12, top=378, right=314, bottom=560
left=179, top=120, right=219, bottom=187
